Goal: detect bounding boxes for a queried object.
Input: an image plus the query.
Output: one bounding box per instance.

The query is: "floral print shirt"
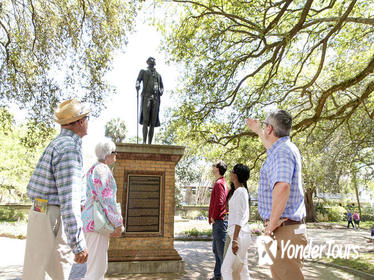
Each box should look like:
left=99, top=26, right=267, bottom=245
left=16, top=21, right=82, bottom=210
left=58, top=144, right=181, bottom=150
left=82, top=162, right=123, bottom=233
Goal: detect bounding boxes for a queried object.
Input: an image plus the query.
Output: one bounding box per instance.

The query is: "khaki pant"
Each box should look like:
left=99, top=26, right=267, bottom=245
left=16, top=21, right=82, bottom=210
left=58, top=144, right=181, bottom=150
left=269, top=224, right=307, bottom=280
left=23, top=206, right=74, bottom=280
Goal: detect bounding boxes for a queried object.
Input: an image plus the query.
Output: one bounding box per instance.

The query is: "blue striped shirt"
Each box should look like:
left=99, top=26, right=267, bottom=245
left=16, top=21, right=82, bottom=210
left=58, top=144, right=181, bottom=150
left=27, top=129, right=86, bottom=254
left=258, top=136, right=306, bottom=221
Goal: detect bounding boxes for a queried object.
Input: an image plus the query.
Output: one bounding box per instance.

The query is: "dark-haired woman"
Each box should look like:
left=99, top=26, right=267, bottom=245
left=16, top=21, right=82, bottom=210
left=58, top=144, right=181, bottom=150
left=221, top=164, right=251, bottom=280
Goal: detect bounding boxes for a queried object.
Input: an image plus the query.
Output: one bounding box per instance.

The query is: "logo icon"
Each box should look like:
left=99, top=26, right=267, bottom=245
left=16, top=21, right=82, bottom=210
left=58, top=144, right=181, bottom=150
left=256, top=236, right=277, bottom=265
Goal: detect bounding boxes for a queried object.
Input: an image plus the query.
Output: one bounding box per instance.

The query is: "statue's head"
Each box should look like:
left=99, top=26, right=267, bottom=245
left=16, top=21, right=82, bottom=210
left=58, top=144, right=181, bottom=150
left=146, top=57, right=156, bottom=67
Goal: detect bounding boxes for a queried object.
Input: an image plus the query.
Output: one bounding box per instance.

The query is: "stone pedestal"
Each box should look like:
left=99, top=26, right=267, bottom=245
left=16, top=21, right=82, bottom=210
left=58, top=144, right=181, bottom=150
left=107, top=143, right=185, bottom=274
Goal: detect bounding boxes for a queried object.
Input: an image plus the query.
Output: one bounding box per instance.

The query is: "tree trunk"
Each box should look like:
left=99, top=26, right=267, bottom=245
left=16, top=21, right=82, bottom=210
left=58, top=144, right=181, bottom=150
left=352, top=169, right=362, bottom=217
left=305, top=188, right=317, bottom=222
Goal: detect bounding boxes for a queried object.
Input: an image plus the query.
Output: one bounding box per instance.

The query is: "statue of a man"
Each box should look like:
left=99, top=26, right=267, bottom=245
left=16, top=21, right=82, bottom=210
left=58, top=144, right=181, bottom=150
left=136, top=57, right=164, bottom=144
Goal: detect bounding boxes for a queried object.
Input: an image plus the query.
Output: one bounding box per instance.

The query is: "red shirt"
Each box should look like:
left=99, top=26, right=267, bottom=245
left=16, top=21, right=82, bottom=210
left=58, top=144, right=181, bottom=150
left=208, top=177, right=229, bottom=224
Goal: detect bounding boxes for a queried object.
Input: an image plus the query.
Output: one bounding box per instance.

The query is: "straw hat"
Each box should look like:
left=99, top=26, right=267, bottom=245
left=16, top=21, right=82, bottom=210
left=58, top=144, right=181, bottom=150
left=54, top=99, right=90, bottom=125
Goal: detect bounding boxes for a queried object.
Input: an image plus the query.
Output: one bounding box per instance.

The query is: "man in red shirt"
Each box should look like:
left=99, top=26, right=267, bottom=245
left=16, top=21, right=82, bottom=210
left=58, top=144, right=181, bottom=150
left=209, top=160, right=229, bottom=280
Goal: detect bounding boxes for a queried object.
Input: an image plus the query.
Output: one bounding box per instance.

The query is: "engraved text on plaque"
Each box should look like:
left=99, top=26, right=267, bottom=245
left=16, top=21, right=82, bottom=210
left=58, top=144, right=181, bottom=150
left=126, top=175, right=161, bottom=233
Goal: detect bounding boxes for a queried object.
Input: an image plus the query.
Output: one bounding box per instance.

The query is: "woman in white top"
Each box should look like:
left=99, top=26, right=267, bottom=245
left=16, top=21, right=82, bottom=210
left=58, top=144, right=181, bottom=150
left=221, top=164, right=251, bottom=280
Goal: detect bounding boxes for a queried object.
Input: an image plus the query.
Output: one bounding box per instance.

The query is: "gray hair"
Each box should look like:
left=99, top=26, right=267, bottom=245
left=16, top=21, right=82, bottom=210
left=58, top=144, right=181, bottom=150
left=95, top=139, right=116, bottom=160
left=266, top=109, right=292, bottom=137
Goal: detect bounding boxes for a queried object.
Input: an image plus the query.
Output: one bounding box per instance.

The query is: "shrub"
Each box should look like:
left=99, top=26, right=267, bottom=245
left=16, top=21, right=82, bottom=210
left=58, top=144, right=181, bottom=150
left=316, top=213, right=329, bottom=222
left=183, top=227, right=212, bottom=237
left=325, top=206, right=346, bottom=222
left=0, top=207, right=26, bottom=221
left=315, top=202, right=328, bottom=215
left=361, top=205, right=374, bottom=221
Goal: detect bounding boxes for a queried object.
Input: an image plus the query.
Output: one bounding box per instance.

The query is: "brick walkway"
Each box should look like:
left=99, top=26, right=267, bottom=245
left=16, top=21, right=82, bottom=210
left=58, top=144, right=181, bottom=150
left=0, top=228, right=372, bottom=279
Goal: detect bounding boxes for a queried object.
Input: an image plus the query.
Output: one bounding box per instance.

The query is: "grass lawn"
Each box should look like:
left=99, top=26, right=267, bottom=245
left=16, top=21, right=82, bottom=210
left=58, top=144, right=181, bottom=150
left=306, top=220, right=374, bottom=230
left=322, top=253, right=374, bottom=275
left=354, top=221, right=374, bottom=230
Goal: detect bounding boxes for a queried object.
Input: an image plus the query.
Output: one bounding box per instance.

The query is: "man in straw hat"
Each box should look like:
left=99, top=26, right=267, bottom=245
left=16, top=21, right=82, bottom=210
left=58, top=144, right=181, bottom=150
left=23, top=99, right=90, bottom=280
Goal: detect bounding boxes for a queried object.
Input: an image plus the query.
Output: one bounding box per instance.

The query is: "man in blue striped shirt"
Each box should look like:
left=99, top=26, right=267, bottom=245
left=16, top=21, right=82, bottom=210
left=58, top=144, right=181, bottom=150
left=23, top=99, right=89, bottom=280
left=246, top=109, right=307, bottom=280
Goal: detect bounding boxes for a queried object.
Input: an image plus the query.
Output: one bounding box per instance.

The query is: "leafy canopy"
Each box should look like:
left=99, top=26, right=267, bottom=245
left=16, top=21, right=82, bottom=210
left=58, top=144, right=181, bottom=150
left=161, top=0, right=374, bottom=148
left=0, top=107, right=56, bottom=202
left=0, top=0, right=141, bottom=122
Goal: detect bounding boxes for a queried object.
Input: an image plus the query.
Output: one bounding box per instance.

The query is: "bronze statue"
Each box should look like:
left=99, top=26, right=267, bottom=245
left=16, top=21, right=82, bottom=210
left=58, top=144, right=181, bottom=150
left=136, top=57, right=164, bottom=144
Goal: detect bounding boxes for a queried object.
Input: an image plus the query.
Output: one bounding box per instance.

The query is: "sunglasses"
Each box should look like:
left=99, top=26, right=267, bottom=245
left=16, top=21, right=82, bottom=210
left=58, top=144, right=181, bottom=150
left=111, top=151, right=117, bottom=155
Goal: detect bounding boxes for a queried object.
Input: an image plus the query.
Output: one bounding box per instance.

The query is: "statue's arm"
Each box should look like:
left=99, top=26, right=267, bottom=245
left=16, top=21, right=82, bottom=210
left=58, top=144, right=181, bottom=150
left=136, top=70, right=144, bottom=91
left=159, top=75, right=164, bottom=96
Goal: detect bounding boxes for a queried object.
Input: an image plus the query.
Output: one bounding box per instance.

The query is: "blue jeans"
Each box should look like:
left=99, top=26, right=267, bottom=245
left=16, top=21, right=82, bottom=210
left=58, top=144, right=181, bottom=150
left=347, top=220, right=354, bottom=228
left=212, top=219, right=228, bottom=279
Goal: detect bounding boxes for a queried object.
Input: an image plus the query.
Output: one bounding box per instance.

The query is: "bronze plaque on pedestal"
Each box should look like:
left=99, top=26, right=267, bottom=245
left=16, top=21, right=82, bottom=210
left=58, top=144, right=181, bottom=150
left=126, top=175, right=161, bottom=233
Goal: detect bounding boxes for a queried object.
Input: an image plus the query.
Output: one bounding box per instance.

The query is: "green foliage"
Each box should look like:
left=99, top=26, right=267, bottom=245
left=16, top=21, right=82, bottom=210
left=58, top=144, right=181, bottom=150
left=0, top=0, right=141, bottom=123
left=0, top=107, right=14, bottom=135
left=158, top=0, right=374, bottom=172
left=0, top=207, right=26, bottom=221
left=325, top=206, right=347, bottom=222
left=315, top=203, right=348, bottom=222
left=0, top=108, right=53, bottom=202
left=361, top=205, right=374, bottom=221
left=357, top=221, right=374, bottom=230
left=105, top=117, right=127, bottom=143
left=155, top=2, right=374, bottom=225
left=182, top=227, right=212, bottom=238
left=316, top=213, right=329, bottom=223
left=20, top=119, right=56, bottom=149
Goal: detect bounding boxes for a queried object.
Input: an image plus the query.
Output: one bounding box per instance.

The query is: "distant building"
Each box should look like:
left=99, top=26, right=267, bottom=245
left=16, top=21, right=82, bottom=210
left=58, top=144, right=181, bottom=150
left=182, top=185, right=258, bottom=206
left=182, top=185, right=211, bottom=205
left=316, top=188, right=374, bottom=206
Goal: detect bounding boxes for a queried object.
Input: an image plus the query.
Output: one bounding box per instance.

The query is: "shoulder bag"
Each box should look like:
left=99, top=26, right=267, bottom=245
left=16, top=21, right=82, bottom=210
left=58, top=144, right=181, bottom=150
left=93, top=199, right=114, bottom=234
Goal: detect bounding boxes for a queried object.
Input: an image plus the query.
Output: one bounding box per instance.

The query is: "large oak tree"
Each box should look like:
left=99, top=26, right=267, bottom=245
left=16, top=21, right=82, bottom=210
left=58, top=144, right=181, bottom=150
left=0, top=0, right=140, bottom=122
left=159, top=0, right=374, bottom=220
left=162, top=0, right=374, bottom=143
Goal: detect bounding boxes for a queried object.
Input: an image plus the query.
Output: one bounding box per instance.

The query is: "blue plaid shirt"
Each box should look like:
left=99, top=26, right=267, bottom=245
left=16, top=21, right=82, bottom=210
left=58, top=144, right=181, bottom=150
left=27, top=129, right=86, bottom=254
left=258, top=136, right=306, bottom=221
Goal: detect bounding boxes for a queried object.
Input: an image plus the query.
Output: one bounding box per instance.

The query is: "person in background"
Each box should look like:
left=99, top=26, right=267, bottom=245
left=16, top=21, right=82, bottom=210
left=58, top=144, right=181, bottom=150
left=246, top=109, right=307, bottom=280
left=347, top=210, right=354, bottom=229
left=23, top=99, right=89, bottom=280
left=82, top=139, right=123, bottom=280
left=221, top=164, right=252, bottom=280
left=208, top=160, right=229, bottom=280
left=353, top=211, right=360, bottom=229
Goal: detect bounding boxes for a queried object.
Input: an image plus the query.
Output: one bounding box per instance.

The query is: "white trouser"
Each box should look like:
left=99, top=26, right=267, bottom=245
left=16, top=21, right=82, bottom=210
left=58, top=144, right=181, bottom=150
left=83, top=231, right=110, bottom=280
left=23, top=206, right=74, bottom=280
left=221, top=231, right=251, bottom=280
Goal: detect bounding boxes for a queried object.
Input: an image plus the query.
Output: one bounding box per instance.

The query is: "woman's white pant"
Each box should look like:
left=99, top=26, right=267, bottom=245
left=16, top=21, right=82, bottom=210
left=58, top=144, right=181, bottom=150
left=83, top=231, right=110, bottom=280
left=221, top=233, right=251, bottom=280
